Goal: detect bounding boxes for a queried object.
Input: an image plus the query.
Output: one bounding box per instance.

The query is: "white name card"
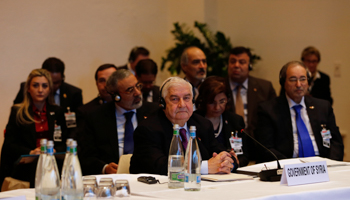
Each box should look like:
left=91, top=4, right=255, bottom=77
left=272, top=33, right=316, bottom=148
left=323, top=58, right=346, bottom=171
left=280, top=161, right=329, bottom=186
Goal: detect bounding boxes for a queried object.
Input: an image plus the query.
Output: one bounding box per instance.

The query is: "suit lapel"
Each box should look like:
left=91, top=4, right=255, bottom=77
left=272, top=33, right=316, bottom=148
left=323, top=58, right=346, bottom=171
left=59, top=83, right=68, bottom=111
left=305, top=96, right=323, bottom=153
left=46, top=104, right=55, bottom=141
left=104, top=103, right=120, bottom=158
left=28, top=108, right=37, bottom=143
left=247, top=77, right=257, bottom=127
left=278, top=96, right=294, bottom=152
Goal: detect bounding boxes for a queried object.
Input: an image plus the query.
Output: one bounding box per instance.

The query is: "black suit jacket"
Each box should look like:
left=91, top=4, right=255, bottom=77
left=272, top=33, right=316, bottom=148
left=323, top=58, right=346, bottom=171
left=228, top=76, right=276, bottom=160
left=73, top=96, right=104, bottom=139
left=309, top=71, right=333, bottom=105
left=228, top=76, right=276, bottom=136
left=79, top=101, right=159, bottom=175
left=194, top=110, right=249, bottom=167
left=130, top=108, right=227, bottom=175
left=255, top=95, right=344, bottom=162
left=14, top=82, right=83, bottom=113
left=0, top=104, right=68, bottom=188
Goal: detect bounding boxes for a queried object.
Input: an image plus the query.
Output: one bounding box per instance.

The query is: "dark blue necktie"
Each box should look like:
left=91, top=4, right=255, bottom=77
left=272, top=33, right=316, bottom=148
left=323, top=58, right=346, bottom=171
left=123, top=111, right=134, bottom=154
left=293, top=105, right=315, bottom=157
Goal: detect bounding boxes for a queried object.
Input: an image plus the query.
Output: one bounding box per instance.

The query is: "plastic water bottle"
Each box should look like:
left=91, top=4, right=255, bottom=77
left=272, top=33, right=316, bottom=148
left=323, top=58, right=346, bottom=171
left=60, top=138, right=73, bottom=200
left=168, top=124, right=185, bottom=188
left=41, top=140, right=60, bottom=200
left=61, top=140, right=83, bottom=200
left=35, top=139, right=48, bottom=200
left=184, top=126, right=201, bottom=191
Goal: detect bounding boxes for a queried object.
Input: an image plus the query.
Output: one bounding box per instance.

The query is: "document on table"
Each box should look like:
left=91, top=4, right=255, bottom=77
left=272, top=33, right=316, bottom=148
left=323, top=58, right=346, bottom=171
left=201, top=173, right=253, bottom=182
left=0, top=195, right=26, bottom=200
left=237, top=156, right=350, bottom=175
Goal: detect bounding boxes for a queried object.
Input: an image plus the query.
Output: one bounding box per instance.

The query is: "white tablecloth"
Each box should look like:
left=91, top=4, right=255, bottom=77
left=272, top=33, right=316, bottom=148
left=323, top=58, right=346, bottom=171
left=1, top=165, right=350, bottom=200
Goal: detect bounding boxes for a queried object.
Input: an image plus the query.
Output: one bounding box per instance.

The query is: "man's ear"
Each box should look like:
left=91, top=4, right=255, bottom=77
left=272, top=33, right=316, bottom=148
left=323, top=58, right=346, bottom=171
left=181, top=64, right=187, bottom=74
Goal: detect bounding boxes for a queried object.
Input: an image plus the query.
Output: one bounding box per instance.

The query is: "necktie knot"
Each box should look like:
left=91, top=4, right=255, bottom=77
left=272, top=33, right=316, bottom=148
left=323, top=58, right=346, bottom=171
left=293, top=105, right=303, bottom=113
left=124, top=111, right=134, bottom=120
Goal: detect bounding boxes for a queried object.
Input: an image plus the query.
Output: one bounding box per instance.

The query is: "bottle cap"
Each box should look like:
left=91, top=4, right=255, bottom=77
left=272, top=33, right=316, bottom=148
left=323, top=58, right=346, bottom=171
left=66, top=138, right=73, bottom=145
left=47, top=140, right=54, bottom=147
left=40, top=138, right=47, bottom=146
left=190, top=126, right=196, bottom=137
left=70, top=140, right=77, bottom=148
left=173, top=124, right=179, bottom=130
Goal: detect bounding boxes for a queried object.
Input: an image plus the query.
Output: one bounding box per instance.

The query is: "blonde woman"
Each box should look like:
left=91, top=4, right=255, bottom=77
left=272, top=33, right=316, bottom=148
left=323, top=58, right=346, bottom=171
left=0, top=69, right=68, bottom=188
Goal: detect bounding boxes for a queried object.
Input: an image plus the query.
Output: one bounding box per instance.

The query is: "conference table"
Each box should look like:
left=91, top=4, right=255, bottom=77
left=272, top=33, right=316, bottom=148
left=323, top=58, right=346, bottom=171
left=0, top=160, right=349, bottom=200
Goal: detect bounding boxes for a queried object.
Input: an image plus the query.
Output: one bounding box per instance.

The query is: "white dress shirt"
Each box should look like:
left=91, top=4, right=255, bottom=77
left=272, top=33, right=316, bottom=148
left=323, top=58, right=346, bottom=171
left=115, top=104, right=138, bottom=157
left=285, top=94, right=319, bottom=157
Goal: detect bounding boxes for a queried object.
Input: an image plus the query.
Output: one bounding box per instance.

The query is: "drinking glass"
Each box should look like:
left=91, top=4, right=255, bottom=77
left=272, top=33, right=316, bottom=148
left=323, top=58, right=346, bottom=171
left=114, top=179, right=130, bottom=197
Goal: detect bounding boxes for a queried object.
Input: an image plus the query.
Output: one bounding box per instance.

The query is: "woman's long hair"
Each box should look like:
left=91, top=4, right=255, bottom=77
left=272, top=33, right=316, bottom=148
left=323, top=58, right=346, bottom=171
left=15, top=69, right=55, bottom=124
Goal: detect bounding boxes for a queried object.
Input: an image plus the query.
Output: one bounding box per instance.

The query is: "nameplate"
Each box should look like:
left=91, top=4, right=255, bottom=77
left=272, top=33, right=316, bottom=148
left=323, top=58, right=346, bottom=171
left=280, top=161, right=329, bottom=186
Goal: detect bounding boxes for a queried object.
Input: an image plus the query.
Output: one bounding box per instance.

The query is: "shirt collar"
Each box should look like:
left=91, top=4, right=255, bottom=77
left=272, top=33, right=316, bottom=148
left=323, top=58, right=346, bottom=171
left=115, top=103, right=137, bottom=116
left=32, top=102, right=47, bottom=114
left=229, top=77, right=249, bottom=90
left=285, top=93, right=306, bottom=109
left=56, top=88, right=60, bottom=95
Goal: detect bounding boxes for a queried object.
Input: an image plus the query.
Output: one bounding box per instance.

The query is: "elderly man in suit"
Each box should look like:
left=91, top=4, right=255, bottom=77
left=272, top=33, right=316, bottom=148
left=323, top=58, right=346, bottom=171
left=130, top=77, right=237, bottom=175
left=227, top=47, right=276, bottom=160
left=79, top=69, right=158, bottom=175
left=255, top=61, right=343, bottom=162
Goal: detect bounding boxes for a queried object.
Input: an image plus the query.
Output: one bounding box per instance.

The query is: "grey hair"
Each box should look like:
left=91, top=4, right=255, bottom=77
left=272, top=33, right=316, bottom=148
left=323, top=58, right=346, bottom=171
left=106, top=69, right=133, bottom=93
left=180, top=46, right=202, bottom=66
left=160, top=77, right=193, bottom=99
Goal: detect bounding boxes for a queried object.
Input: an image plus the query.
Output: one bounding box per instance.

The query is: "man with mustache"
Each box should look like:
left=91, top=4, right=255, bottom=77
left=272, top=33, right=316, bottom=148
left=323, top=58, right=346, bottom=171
left=255, top=61, right=343, bottom=162
left=79, top=69, right=158, bottom=175
left=227, top=47, right=276, bottom=160
left=181, top=46, right=207, bottom=100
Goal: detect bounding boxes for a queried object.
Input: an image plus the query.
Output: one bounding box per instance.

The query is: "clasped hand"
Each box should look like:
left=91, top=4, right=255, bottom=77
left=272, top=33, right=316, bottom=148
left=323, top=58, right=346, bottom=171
left=208, top=150, right=237, bottom=174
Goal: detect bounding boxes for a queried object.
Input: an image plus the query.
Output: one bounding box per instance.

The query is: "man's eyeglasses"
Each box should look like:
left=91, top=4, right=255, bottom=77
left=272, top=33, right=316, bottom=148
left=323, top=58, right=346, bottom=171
left=122, top=82, right=143, bottom=94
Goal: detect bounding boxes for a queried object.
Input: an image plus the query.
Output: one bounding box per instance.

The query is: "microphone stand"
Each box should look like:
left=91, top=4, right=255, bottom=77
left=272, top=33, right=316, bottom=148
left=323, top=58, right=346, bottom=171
left=240, top=129, right=283, bottom=182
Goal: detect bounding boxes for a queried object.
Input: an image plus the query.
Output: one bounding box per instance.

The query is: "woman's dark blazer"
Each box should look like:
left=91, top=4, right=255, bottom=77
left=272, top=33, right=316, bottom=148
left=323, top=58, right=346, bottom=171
left=194, top=110, right=249, bottom=167
left=0, top=104, right=68, bottom=188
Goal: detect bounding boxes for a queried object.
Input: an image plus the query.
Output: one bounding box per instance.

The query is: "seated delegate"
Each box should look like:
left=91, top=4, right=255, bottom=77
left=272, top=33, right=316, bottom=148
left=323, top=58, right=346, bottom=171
left=0, top=69, right=68, bottom=188
left=255, top=61, right=343, bottom=162
left=194, top=76, right=249, bottom=167
left=130, top=77, right=236, bottom=175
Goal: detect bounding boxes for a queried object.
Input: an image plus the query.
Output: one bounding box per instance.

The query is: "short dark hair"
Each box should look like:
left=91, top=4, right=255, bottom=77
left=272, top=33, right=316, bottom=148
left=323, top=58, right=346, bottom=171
left=301, top=46, right=321, bottom=62
left=94, top=64, right=117, bottom=81
left=128, top=47, right=149, bottom=63
left=42, top=57, right=65, bottom=77
left=135, top=59, right=158, bottom=77
left=230, top=47, right=252, bottom=61
left=195, top=76, right=232, bottom=112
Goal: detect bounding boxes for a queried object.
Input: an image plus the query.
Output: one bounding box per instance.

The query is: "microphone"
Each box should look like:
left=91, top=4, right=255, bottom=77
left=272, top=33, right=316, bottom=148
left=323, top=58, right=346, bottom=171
left=240, top=129, right=283, bottom=182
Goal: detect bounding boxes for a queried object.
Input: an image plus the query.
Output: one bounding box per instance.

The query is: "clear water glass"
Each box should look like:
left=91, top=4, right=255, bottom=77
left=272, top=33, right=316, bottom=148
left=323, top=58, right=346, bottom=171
left=114, top=179, right=130, bottom=197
